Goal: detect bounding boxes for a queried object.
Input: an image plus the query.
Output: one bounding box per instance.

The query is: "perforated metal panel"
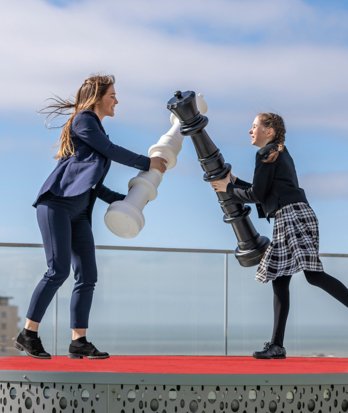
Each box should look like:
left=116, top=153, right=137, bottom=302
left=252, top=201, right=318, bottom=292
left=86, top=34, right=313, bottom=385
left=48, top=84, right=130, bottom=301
left=2, top=380, right=348, bottom=413
left=109, top=383, right=348, bottom=413
left=0, top=381, right=108, bottom=413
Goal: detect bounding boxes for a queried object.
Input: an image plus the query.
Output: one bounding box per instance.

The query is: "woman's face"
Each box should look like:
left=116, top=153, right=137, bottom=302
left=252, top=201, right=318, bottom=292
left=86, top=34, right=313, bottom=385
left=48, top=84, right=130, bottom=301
left=249, top=116, right=275, bottom=148
left=95, top=84, right=118, bottom=120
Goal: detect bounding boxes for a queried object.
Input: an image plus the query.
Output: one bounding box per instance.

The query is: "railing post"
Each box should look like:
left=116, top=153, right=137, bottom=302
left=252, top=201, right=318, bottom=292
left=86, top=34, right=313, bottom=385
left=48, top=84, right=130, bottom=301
left=224, top=253, right=229, bottom=356
left=53, top=292, right=58, bottom=356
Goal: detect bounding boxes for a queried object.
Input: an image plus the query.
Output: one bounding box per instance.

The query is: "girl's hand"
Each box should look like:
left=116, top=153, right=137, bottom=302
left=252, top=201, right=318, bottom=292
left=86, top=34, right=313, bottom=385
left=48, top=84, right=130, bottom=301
left=150, top=156, right=167, bottom=173
left=211, top=173, right=232, bottom=192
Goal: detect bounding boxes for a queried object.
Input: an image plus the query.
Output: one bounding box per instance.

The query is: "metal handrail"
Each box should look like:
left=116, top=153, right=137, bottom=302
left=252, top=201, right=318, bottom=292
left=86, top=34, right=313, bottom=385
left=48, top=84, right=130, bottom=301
left=0, top=242, right=347, bottom=257
left=0, top=242, right=234, bottom=255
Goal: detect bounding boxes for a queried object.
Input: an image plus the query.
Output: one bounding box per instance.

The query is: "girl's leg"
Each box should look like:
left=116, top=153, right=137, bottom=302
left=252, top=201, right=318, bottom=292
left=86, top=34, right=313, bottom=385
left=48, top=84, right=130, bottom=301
left=304, top=270, right=348, bottom=306
left=253, top=276, right=291, bottom=358
left=271, top=275, right=292, bottom=347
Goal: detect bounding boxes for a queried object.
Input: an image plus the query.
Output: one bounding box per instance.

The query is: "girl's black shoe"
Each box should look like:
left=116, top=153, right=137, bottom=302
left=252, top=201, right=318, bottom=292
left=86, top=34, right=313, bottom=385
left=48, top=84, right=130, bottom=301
left=68, top=340, right=109, bottom=359
left=253, top=342, right=286, bottom=359
left=14, top=331, right=51, bottom=359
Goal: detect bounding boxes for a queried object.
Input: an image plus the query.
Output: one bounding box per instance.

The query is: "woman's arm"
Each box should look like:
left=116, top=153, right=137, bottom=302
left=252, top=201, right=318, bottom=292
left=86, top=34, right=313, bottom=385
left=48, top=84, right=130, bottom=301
left=97, top=184, right=126, bottom=204
left=73, top=112, right=150, bottom=171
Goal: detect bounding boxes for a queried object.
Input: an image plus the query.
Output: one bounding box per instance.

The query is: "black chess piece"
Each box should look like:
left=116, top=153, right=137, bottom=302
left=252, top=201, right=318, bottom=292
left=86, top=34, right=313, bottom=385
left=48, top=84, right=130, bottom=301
left=167, top=90, right=270, bottom=267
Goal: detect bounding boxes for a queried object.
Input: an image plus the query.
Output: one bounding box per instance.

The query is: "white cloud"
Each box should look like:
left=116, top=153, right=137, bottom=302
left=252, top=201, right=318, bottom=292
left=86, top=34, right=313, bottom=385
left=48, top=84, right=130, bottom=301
left=1, top=0, right=348, bottom=133
left=1, top=1, right=348, bottom=198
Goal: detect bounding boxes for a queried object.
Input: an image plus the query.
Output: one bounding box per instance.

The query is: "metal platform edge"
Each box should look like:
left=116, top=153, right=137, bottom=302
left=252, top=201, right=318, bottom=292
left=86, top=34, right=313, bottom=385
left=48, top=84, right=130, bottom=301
left=2, top=370, right=348, bottom=386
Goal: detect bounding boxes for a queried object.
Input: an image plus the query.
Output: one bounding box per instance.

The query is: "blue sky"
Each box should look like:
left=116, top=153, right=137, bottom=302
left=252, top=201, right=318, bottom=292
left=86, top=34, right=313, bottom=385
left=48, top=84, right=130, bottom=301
left=1, top=0, right=348, bottom=253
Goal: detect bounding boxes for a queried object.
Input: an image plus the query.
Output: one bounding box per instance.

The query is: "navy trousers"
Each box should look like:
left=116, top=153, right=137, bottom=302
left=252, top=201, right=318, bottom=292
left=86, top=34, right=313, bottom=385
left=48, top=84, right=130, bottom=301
left=26, top=190, right=97, bottom=328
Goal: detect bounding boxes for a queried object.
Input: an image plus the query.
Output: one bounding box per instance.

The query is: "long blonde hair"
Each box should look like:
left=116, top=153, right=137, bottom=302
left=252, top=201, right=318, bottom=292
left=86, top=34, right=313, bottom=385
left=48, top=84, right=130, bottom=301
left=41, top=74, right=115, bottom=159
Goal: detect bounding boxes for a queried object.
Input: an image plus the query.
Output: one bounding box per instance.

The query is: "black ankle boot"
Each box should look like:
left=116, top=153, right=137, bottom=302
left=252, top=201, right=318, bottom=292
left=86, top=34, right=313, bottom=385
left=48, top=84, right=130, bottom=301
left=14, top=330, right=51, bottom=359
left=253, top=342, right=286, bottom=359
left=68, top=338, right=109, bottom=359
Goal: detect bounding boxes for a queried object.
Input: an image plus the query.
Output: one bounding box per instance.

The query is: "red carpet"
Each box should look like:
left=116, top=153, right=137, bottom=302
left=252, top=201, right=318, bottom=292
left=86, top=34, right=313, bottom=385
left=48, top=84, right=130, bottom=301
left=2, top=356, right=348, bottom=375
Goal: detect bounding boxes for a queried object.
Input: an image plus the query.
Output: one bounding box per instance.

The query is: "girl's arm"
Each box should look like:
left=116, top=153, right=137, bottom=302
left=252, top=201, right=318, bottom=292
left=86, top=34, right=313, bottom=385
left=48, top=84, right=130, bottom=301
left=211, top=153, right=276, bottom=204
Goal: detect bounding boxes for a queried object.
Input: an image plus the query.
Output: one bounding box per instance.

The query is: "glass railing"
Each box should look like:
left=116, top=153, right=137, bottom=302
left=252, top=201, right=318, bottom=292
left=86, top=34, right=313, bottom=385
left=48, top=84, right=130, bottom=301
left=0, top=243, right=347, bottom=357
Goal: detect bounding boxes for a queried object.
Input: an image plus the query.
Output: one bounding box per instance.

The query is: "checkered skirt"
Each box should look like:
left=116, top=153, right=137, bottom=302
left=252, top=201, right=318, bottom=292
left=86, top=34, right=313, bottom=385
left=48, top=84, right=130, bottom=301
left=256, top=202, right=323, bottom=283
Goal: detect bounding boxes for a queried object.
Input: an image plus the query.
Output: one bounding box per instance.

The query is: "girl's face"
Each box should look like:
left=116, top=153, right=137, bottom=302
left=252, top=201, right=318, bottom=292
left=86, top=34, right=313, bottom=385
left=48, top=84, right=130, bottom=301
left=249, top=116, right=275, bottom=148
left=94, top=84, right=118, bottom=120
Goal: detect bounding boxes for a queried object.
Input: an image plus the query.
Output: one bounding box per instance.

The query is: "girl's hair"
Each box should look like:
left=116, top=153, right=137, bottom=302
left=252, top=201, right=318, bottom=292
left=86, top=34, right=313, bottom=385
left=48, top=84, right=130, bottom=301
left=258, top=112, right=286, bottom=163
left=41, top=74, right=115, bottom=159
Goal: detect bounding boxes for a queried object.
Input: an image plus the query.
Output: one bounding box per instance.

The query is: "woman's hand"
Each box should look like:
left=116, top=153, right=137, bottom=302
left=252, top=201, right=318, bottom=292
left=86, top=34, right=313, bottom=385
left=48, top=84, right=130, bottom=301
left=150, top=156, right=167, bottom=173
left=210, top=173, right=232, bottom=192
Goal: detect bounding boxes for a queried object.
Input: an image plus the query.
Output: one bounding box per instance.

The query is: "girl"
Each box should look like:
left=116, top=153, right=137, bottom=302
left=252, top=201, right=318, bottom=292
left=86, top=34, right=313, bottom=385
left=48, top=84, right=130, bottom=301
left=211, top=112, right=348, bottom=359
left=15, top=74, right=167, bottom=359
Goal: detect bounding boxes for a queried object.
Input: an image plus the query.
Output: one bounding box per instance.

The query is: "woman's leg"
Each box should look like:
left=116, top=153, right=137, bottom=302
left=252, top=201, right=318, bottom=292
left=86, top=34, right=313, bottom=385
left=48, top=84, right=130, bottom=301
left=271, top=275, right=292, bottom=347
left=304, top=270, right=348, bottom=306
left=68, top=214, right=109, bottom=359
left=16, top=203, right=71, bottom=359
left=70, top=214, right=97, bottom=331
left=26, top=203, right=72, bottom=323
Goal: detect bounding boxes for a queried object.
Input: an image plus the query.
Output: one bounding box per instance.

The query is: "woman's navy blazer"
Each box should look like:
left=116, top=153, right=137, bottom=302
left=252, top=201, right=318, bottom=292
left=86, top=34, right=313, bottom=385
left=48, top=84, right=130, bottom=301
left=34, top=110, right=150, bottom=209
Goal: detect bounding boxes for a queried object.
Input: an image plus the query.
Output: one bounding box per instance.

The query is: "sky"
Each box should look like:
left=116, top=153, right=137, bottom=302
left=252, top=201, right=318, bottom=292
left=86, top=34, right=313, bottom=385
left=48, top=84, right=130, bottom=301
left=1, top=0, right=348, bottom=254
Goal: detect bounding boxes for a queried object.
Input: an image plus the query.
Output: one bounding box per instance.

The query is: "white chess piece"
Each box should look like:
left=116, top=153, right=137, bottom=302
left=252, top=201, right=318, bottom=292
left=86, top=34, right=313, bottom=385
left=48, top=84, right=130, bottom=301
left=104, top=93, right=208, bottom=238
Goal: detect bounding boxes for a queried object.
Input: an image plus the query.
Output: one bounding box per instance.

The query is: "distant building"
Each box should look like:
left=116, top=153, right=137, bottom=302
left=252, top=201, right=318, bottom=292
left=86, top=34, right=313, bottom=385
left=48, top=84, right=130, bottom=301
left=0, top=296, right=20, bottom=356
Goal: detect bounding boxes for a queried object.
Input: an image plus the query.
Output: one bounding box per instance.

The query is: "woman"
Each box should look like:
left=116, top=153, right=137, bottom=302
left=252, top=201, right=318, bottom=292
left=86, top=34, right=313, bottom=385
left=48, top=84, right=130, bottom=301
left=211, top=112, right=348, bottom=359
left=15, top=74, right=167, bottom=359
